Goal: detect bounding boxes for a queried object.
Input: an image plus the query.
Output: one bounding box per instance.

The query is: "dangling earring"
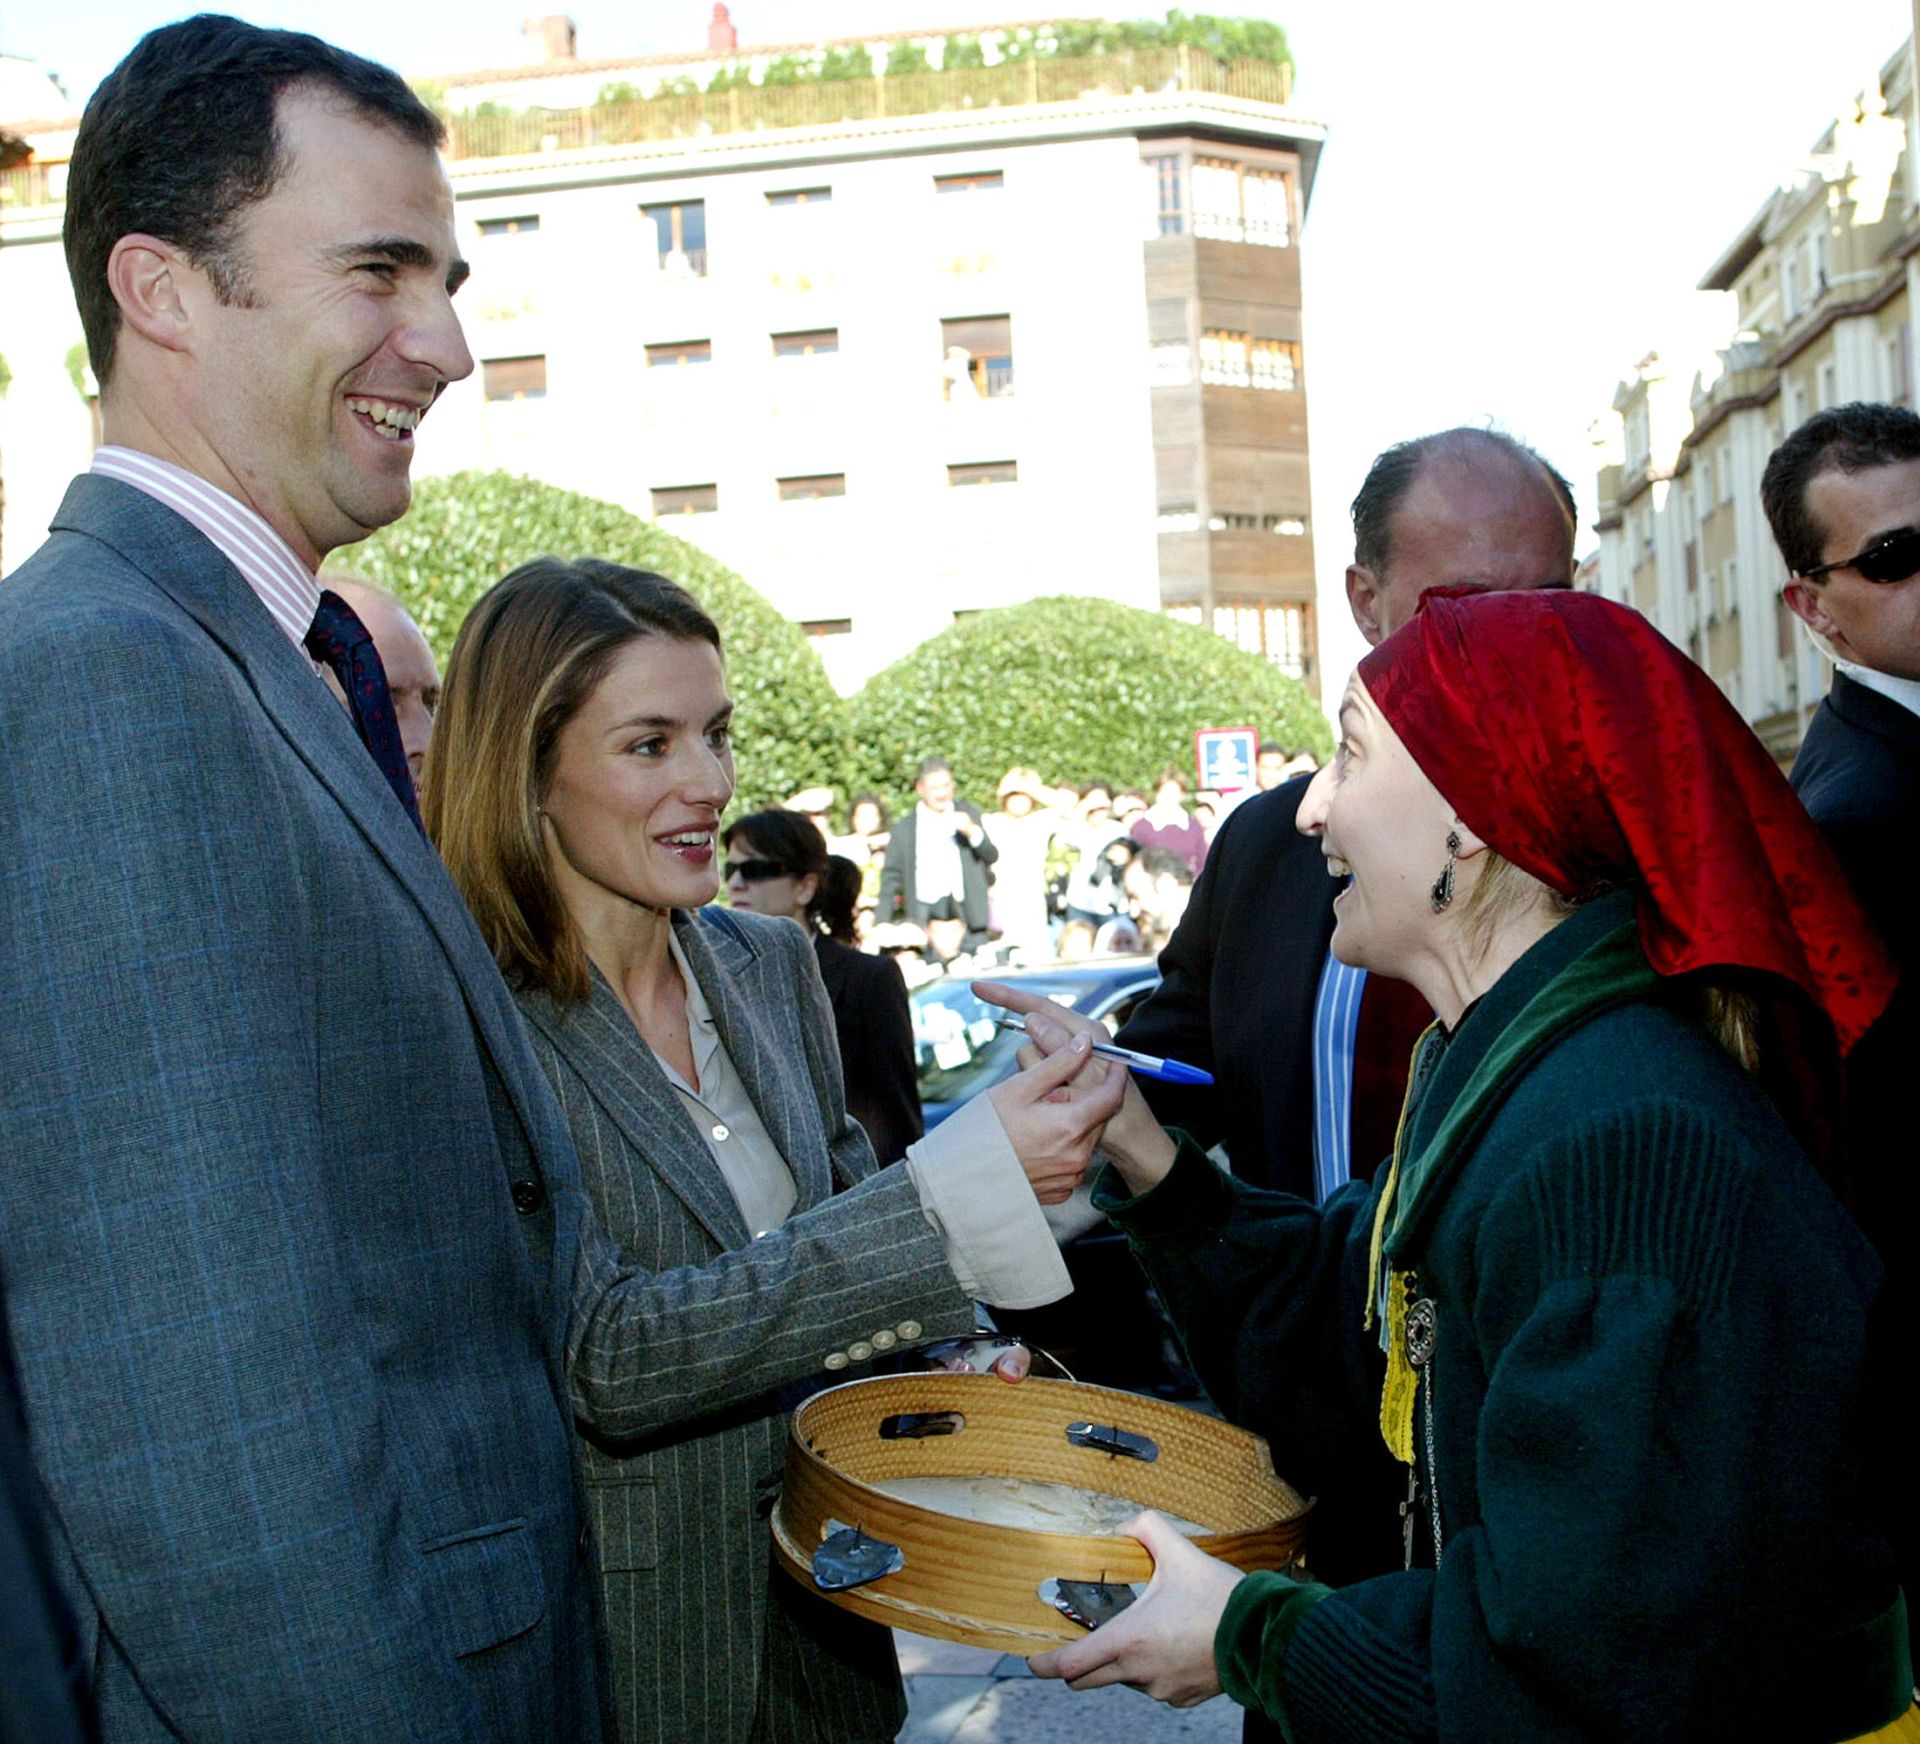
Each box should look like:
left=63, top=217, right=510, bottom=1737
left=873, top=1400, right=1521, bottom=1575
left=1430, top=830, right=1461, bottom=913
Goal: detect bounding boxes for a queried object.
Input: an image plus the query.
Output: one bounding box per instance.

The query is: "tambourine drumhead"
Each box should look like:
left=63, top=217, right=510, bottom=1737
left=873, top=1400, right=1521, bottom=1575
left=771, top=1373, right=1311, bottom=1655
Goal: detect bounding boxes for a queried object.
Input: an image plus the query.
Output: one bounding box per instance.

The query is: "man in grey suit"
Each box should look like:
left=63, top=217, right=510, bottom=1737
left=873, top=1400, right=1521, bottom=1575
left=0, top=18, right=599, bottom=1738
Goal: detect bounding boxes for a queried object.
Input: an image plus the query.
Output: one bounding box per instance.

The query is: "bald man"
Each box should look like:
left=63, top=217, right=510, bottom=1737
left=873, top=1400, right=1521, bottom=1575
left=323, top=577, right=440, bottom=780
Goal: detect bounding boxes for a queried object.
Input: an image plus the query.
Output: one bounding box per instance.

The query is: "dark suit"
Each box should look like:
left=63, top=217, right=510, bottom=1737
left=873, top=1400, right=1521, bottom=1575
left=0, top=478, right=598, bottom=1739
left=0, top=1279, right=92, bottom=1744
left=876, top=802, right=997, bottom=938
left=1790, top=667, right=1919, bottom=1664
left=814, top=934, right=924, bottom=1164
left=519, top=907, right=975, bottom=1743
left=1115, top=775, right=1409, bottom=1595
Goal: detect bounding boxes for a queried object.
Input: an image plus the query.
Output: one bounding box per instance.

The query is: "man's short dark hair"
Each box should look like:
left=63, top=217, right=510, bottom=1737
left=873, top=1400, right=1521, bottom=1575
left=66, top=14, right=444, bottom=385
left=1350, top=427, right=1578, bottom=574
left=1131, top=847, right=1194, bottom=887
left=1760, top=402, right=1920, bottom=577
left=915, top=756, right=952, bottom=783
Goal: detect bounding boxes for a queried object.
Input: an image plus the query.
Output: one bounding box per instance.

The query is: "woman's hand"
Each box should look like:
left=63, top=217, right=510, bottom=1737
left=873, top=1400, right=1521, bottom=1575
left=1029, top=1512, right=1241, bottom=1707
left=984, top=1029, right=1127, bottom=1204
left=973, top=981, right=1179, bottom=1196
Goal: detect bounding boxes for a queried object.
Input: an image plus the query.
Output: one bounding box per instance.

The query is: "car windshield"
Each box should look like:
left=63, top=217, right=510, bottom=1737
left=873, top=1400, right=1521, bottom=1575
left=912, top=971, right=1125, bottom=1107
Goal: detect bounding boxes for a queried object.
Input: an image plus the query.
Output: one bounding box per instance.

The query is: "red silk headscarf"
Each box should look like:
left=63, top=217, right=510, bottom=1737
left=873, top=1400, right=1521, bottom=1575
left=1357, top=588, right=1896, bottom=1055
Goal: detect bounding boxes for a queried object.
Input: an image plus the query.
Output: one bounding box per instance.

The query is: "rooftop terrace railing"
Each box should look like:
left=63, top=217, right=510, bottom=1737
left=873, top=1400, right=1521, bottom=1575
left=442, top=47, right=1294, bottom=162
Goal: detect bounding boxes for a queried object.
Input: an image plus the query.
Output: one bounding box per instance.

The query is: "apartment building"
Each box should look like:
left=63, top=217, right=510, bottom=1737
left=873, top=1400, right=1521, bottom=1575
left=0, top=14, right=1327, bottom=695
left=1589, top=37, right=1917, bottom=761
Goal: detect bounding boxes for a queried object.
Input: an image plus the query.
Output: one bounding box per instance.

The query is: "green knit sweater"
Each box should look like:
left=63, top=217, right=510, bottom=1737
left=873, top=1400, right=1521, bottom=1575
left=1097, top=891, right=1909, bottom=1742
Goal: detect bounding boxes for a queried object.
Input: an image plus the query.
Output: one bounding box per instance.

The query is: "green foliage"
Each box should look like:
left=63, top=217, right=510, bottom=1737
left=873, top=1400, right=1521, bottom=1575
left=331, top=472, right=851, bottom=812
left=818, top=43, right=874, bottom=81
left=758, top=54, right=811, bottom=87
left=597, top=81, right=640, bottom=104
left=468, top=100, right=513, bottom=119
left=885, top=39, right=931, bottom=75
left=706, top=61, right=752, bottom=92
left=408, top=79, right=449, bottom=120
left=655, top=75, right=701, bottom=97
left=848, top=596, right=1330, bottom=810
left=0, top=353, right=10, bottom=398
left=1165, top=10, right=1292, bottom=67
left=941, top=33, right=986, bottom=69
left=63, top=341, right=92, bottom=401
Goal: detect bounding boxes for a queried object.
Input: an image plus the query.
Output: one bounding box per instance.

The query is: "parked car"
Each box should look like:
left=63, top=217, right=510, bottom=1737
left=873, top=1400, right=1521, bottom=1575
left=910, top=956, right=1161, bottom=1126
left=908, top=956, right=1198, bottom=1399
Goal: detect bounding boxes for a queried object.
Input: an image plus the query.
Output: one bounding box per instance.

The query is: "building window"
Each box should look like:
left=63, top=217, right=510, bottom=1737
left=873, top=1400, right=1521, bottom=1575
left=477, top=214, right=540, bottom=237
left=1250, top=337, right=1301, bottom=391
left=935, top=170, right=1003, bottom=194
left=1145, top=154, right=1185, bottom=236
left=645, top=338, right=711, bottom=367
left=1273, top=515, right=1308, bottom=536
left=642, top=200, right=707, bottom=276
left=651, top=483, right=718, bottom=516
left=1149, top=340, right=1193, bottom=386
left=1158, top=506, right=1200, bottom=532
left=941, top=315, right=1013, bottom=398
left=1192, top=157, right=1291, bottom=246
left=1199, top=330, right=1251, bottom=386
left=483, top=355, right=547, bottom=400
left=777, top=473, right=847, bottom=500
left=802, top=618, right=852, bottom=637
left=772, top=328, right=839, bottom=358
left=1212, top=599, right=1311, bottom=678
left=767, top=186, right=831, bottom=206
left=948, top=460, right=1017, bottom=486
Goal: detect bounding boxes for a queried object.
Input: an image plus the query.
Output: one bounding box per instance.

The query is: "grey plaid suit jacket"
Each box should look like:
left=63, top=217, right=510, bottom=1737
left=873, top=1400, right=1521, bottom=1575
left=520, top=906, right=976, bottom=1744
left=0, top=477, right=600, bottom=1740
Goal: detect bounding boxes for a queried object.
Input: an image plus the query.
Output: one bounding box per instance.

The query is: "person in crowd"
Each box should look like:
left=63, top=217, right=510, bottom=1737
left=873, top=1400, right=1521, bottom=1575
left=321, top=575, right=440, bottom=780
left=425, top=557, right=1124, bottom=1744
left=1121, top=845, right=1195, bottom=955
left=723, top=809, right=924, bottom=1165
left=1111, top=788, right=1151, bottom=830
left=1129, top=771, right=1206, bottom=880
left=1762, top=400, right=1920, bottom=1665
left=0, top=19, right=604, bottom=1736
left=877, top=756, right=998, bottom=953
left=834, top=792, right=892, bottom=928
left=1113, top=428, right=1578, bottom=1609
left=783, top=786, right=837, bottom=840
left=1060, top=783, right=1128, bottom=928
left=1004, top=589, right=1911, bottom=1742
left=1055, top=917, right=1098, bottom=961
left=984, top=767, right=1060, bottom=961
left=1254, top=740, right=1290, bottom=792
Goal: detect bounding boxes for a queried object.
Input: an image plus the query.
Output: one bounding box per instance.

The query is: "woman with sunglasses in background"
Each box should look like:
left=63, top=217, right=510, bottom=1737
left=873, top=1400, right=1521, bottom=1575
left=722, top=809, right=924, bottom=1165
left=423, top=558, right=1122, bottom=1744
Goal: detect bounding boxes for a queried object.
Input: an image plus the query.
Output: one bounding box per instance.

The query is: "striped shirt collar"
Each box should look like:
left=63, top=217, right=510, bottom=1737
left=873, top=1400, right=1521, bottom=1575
left=91, top=446, right=321, bottom=652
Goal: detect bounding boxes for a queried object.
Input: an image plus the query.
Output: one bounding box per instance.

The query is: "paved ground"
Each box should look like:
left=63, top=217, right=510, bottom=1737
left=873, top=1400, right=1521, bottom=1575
left=895, top=1630, right=1242, bottom=1743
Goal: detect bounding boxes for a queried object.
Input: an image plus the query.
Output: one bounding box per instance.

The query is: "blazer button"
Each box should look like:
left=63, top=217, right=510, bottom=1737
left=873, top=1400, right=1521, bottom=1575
left=510, top=1179, right=545, bottom=1214
left=848, top=1341, right=873, bottom=1362
left=870, top=1330, right=897, bottom=1352
left=896, top=1321, right=922, bottom=1341
left=824, top=1352, right=850, bottom=1370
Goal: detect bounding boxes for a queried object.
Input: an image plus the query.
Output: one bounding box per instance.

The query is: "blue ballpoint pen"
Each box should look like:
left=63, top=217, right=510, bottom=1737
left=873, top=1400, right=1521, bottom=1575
left=993, top=1017, right=1215, bottom=1086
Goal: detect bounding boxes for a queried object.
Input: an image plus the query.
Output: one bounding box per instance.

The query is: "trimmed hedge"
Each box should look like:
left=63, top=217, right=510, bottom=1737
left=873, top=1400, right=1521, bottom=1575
left=848, top=594, right=1331, bottom=809
left=330, top=471, right=849, bottom=811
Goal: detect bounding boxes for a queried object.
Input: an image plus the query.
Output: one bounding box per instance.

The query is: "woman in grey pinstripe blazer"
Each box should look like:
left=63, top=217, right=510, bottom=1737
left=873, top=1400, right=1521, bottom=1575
left=424, top=558, right=1126, bottom=1744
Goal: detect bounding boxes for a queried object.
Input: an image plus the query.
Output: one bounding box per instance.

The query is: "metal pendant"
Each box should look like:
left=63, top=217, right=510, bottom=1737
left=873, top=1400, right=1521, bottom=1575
left=1405, top=1298, right=1437, bottom=1370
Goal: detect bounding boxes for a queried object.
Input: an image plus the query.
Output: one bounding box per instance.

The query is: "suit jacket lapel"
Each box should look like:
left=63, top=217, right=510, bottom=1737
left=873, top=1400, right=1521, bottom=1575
left=51, top=477, right=576, bottom=1217
left=523, top=970, right=755, bottom=1250
left=676, top=911, right=835, bottom=1213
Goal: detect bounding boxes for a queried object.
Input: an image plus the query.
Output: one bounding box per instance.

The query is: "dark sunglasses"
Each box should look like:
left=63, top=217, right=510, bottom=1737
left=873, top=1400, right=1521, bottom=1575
left=1801, top=527, right=1920, bottom=585
left=724, top=857, right=789, bottom=883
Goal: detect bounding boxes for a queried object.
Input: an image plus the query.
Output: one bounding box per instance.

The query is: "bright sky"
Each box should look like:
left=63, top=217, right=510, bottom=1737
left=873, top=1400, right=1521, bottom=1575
left=4, top=0, right=1912, bottom=694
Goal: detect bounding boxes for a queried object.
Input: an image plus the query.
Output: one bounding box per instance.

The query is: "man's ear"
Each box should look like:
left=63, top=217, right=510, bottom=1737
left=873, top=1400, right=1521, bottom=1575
left=1782, top=578, right=1835, bottom=639
left=1346, top=564, right=1385, bottom=644
left=105, top=234, right=198, bottom=356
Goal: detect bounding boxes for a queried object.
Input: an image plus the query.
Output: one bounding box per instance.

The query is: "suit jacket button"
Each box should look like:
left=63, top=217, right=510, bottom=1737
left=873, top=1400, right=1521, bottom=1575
left=824, top=1352, right=850, bottom=1370
left=510, top=1179, right=545, bottom=1214
left=848, top=1341, right=873, bottom=1362
left=896, top=1321, right=922, bottom=1341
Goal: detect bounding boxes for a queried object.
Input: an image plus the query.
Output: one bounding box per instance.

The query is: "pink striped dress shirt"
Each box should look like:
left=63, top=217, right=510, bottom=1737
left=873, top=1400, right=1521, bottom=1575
left=90, top=446, right=322, bottom=655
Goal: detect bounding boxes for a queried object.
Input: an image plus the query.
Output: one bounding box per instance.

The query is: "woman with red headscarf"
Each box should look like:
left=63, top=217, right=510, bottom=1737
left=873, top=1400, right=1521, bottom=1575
left=989, top=591, right=1913, bottom=1741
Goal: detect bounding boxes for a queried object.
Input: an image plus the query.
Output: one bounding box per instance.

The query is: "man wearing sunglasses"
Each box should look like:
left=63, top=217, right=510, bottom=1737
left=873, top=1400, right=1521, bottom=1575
left=1762, top=399, right=1920, bottom=1670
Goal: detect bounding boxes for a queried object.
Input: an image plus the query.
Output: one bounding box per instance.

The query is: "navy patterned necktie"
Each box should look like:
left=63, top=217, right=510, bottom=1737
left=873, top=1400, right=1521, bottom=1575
left=304, top=588, right=426, bottom=834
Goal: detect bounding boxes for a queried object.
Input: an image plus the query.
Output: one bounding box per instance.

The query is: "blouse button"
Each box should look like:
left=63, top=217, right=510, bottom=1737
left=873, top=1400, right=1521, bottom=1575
left=711, top=1123, right=730, bottom=1142
left=896, top=1321, right=922, bottom=1341
left=848, top=1341, right=873, bottom=1362
left=870, top=1330, right=897, bottom=1352
left=824, top=1352, right=850, bottom=1370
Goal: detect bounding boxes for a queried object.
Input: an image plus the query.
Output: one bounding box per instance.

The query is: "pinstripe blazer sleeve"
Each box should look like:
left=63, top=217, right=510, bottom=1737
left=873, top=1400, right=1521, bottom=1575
left=542, top=916, right=976, bottom=1443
